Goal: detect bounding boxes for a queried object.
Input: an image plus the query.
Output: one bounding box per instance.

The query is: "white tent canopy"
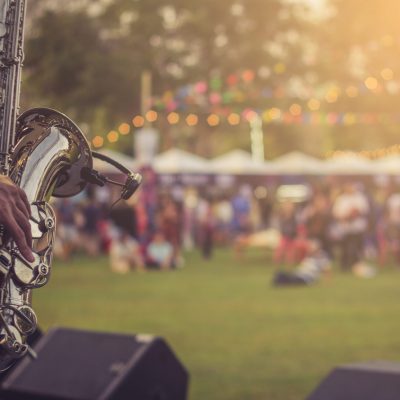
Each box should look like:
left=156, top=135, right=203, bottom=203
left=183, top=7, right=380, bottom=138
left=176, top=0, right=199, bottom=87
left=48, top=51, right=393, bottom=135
left=95, top=147, right=390, bottom=177
left=271, top=151, right=325, bottom=175
left=324, top=154, right=374, bottom=175
left=210, top=149, right=275, bottom=175
left=153, top=148, right=209, bottom=174
left=371, top=155, right=400, bottom=175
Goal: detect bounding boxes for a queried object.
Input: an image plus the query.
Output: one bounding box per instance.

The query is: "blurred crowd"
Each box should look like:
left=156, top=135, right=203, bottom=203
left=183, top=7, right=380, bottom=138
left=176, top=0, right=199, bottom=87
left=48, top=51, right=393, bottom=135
left=51, top=167, right=400, bottom=274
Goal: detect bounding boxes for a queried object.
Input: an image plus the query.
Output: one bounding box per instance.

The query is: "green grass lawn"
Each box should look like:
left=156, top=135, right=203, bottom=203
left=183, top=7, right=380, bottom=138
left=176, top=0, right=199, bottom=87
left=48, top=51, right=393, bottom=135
left=34, top=249, right=400, bottom=400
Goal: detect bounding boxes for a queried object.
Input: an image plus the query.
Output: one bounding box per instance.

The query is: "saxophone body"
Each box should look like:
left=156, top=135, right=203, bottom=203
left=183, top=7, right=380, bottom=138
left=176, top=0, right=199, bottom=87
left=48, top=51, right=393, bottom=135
left=0, top=1, right=140, bottom=370
left=0, top=108, right=93, bottom=371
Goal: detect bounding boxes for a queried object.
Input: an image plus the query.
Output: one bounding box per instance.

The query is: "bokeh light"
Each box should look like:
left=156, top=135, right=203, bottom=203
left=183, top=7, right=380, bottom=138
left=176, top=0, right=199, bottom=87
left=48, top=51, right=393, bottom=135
left=107, top=130, right=119, bottom=143
left=207, top=114, right=220, bottom=127
left=268, top=107, right=282, bottom=120
left=227, top=113, right=241, bottom=125
left=325, top=87, right=340, bottom=103
left=92, top=136, right=104, bottom=148
left=118, top=123, right=130, bottom=135
left=167, top=112, right=180, bottom=124
left=364, top=76, right=378, bottom=90
left=289, top=103, right=302, bottom=116
left=145, top=110, right=158, bottom=122
left=307, top=98, right=321, bottom=111
left=186, top=114, right=198, bottom=126
left=132, top=115, right=145, bottom=128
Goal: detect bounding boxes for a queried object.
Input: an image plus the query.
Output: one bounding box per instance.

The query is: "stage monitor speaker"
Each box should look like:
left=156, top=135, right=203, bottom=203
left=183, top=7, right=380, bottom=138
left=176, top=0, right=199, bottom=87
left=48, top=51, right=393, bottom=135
left=0, top=327, right=189, bottom=400
left=307, top=361, right=400, bottom=400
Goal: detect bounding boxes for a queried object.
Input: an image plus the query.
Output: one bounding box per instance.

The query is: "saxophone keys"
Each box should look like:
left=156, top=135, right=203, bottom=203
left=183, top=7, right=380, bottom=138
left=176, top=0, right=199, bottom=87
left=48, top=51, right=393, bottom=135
left=11, top=251, right=49, bottom=288
left=13, top=305, right=37, bottom=336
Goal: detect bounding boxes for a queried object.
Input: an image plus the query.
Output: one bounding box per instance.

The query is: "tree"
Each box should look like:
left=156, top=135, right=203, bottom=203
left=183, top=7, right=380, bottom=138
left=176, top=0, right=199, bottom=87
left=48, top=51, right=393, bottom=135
left=23, top=9, right=141, bottom=136
left=23, top=1, right=336, bottom=156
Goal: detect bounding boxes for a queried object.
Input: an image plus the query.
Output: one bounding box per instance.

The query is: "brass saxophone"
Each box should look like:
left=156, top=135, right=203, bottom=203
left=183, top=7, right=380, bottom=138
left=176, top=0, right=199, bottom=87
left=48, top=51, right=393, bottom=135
left=0, top=1, right=141, bottom=370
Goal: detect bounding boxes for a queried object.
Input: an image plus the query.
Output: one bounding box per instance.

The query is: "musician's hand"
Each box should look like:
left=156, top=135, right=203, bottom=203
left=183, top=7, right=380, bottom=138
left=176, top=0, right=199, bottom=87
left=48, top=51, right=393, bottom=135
left=0, top=175, right=34, bottom=262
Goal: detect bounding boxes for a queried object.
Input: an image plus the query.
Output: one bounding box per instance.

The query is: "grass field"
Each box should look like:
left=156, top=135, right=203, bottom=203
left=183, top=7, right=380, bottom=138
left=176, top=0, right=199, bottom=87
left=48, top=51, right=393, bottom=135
left=34, top=249, right=400, bottom=400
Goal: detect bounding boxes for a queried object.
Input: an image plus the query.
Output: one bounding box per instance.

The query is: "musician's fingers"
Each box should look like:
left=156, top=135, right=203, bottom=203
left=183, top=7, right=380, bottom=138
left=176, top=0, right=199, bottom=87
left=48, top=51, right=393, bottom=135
left=14, top=208, right=32, bottom=249
left=17, top=189, right=31, bottom=217
left=3, top=213, right=34, bottom=262
left=16, top=199, right=30, bottom=220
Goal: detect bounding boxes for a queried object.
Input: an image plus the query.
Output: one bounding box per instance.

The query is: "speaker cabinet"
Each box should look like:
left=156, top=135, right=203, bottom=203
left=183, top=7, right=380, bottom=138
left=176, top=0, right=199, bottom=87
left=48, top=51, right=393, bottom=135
left=307, top=361, right=400, bottom=400
left=0, top=327, right=189, bottom=400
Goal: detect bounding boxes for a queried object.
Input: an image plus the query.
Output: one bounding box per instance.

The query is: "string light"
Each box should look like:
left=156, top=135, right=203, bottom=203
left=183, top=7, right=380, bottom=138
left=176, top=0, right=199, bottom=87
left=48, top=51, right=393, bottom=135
left=92, top=136, right=104, bottom=148
left=364, top=77, right=378, bottom=90
left=207, top=114, right=220, bottom=126
left=186, top=114, right=198, bottom=126
left=262, top=110, right=271, bottom=123
left=167, top=112, right=180, bottom=124
left=307, top=98, right=320, bottom=111
left=107, top=130, right=119, bottom=143
left=227, top=112, right=240, bottom=125
left=132, top=115, right=145, bottom=128
left=325, top=87, right=340, bottom=103
left=118, top=123, right=130, bottom=135
left=268, top=107, right=282, bottom=120
left=145, top=110, right=158, bottom=122
left=289, top=103, right=302, bottom=116
left=327, top=144, right=400, bottom=160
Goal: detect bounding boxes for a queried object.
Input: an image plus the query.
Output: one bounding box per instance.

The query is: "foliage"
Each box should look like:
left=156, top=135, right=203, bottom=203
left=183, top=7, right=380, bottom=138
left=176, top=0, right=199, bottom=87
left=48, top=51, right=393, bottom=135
left=22, top=1, right=310, bottom=142
left=21, top=1, right=400, bottom=156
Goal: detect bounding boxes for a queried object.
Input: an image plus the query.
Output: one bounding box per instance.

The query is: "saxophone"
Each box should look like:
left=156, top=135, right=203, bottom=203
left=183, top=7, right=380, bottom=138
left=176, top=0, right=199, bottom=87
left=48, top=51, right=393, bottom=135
left=0, top=1, right=141, bottom=370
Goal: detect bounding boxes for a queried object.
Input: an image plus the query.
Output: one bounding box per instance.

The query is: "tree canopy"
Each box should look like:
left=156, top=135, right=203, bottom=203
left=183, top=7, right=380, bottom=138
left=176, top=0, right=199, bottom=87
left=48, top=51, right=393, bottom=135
left=21, top=0, right=400, bottom=157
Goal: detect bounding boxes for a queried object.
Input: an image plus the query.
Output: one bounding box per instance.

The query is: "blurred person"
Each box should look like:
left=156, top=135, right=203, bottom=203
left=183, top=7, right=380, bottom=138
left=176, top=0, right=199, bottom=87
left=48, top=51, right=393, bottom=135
left=272, top=240, right=331, bottom=286
left=332, top=181, right=369, bottom=271
left=213, top=195, right=233, bottom=246
left=257, top=191, right=273, bottom=229
left=80, top=198, right=102, bottom=257
left=196, top=196, right=215, bottom=259
left=182, top=188, right=198, bottom=251
left=231, top=185, right=252, bottom=235
left=109, top=198, right=139, bottom=240
left=140, top=166, right=158, bottom=235
left=146, top=231, right=174, bottom=270
left=273, top=200, right=301, bottom=265
left=110, top=230, right=145, bottom=273
left=54, top=198, right=80, bottom=260
left=249, top=194, right=262, bottom=231
left=135, top=197, right=149, bottom=243
left=96, top=185, right=111, bottom=207
left=381, top=185, right=400, bottom=265
left=160, top=199, right=183, bottom=264
left=301, top=190, right=333, bottom=258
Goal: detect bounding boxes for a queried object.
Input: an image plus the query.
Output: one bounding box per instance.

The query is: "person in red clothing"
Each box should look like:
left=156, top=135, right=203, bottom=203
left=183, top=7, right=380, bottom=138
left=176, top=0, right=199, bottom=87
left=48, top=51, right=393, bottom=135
left=160, top=199, right=182, bottom=262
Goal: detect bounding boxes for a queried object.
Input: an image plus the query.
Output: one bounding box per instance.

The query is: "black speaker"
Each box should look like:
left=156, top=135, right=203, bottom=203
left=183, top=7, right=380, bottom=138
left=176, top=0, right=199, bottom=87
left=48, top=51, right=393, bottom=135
left=307, top=361, right=400, bottom=400
left=0, top=327, right=189, bottom=400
